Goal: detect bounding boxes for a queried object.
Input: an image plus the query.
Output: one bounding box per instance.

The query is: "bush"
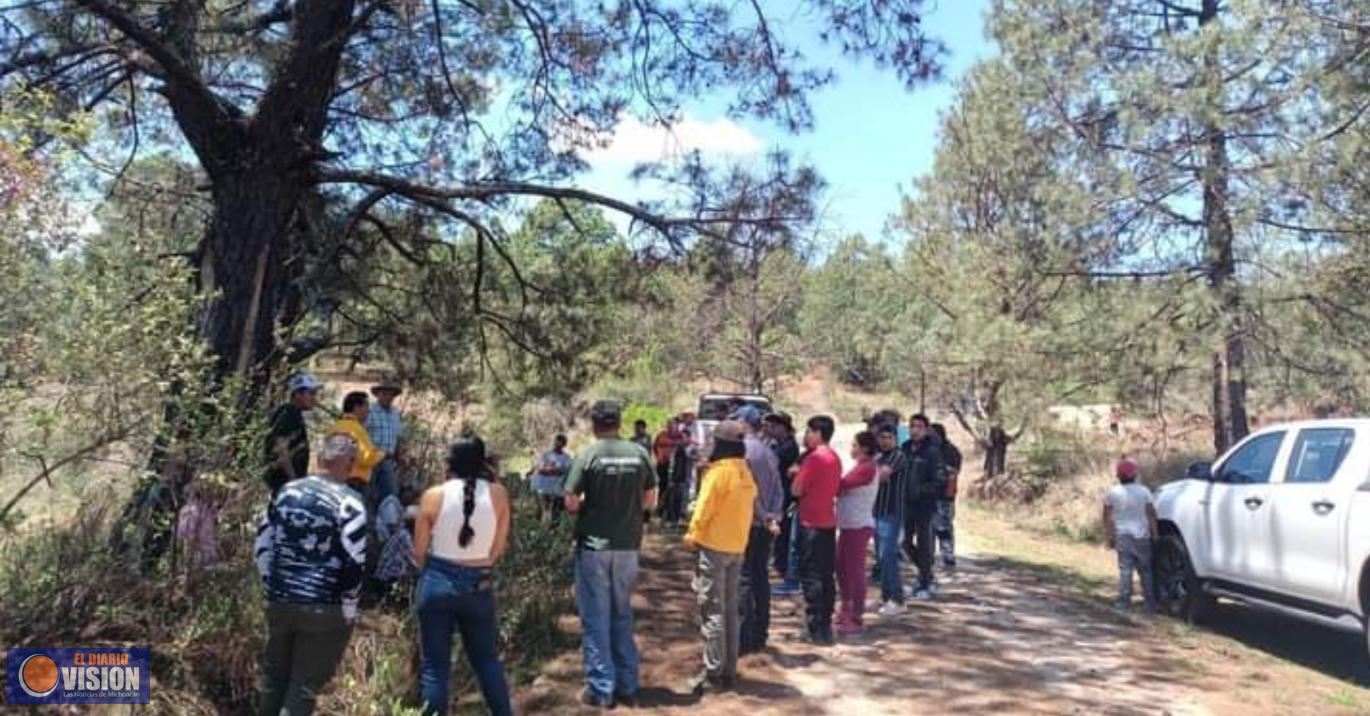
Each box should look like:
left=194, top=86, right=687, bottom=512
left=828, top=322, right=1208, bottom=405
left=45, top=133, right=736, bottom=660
left=0, top=471, right=574, bottom=714
left=975, top=424, right=1212, bottom=546
left=0, top=493, right=265, bottom=714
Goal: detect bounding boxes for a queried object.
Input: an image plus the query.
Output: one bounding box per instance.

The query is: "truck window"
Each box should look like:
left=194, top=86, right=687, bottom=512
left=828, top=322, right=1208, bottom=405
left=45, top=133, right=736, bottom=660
left=696, top=397, right=773, bottom=421
left=1216, top=432, right=1285, bottom=485
left=1283, top=428, right=1355, bottom=485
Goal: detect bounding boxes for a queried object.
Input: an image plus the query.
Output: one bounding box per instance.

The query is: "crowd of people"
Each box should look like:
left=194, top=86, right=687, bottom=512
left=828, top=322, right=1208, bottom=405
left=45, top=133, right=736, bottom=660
left=250, top=374, right=1156, bottom=715
left=534, top=401, right=969, bottom=703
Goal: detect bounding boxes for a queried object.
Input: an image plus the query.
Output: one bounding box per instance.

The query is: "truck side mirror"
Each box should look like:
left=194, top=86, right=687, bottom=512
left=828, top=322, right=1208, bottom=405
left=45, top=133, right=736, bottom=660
left=1185, top=461, right=1213, bottom=482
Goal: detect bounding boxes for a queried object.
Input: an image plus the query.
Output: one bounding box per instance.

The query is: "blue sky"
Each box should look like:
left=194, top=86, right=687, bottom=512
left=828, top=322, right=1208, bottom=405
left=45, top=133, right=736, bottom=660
left=581, top=0, right=996, bottom=245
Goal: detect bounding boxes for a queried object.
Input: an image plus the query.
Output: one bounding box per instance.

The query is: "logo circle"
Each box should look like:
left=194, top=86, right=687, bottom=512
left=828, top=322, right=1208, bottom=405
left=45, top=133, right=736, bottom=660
left=19, top=654, right=59, bottom=698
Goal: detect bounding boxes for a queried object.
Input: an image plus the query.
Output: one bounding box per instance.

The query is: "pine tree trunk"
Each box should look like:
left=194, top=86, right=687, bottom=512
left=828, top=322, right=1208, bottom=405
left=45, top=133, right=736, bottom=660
left=984, top=426, right=1009, bottom=478
left=200, top=168, right=304, bottom=394
left=1200, top=0, right=1249, bottom=455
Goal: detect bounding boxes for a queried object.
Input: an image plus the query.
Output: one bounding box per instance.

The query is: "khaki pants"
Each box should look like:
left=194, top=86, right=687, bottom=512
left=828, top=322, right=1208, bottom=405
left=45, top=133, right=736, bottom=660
left=694, top=547, right=743, bottom=680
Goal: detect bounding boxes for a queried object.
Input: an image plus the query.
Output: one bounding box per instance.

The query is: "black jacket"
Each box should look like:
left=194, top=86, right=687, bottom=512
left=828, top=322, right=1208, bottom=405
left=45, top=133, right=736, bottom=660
left=771, top=436, right=801, bottom=499
left=901, top=435, right=945, bottom=502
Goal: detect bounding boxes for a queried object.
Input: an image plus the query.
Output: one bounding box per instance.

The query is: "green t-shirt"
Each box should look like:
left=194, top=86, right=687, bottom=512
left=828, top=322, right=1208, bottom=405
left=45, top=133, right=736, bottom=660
left=564, top=437, right=655, bottom=551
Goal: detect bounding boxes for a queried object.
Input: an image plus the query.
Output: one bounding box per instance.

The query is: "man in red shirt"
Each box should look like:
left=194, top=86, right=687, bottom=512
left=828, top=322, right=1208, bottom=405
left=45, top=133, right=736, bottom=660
left=790, top=415, right=841, bottom=645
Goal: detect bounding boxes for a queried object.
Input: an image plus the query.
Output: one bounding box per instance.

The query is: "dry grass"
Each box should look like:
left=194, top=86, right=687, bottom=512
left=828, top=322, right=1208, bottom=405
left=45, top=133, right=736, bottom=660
left=967, top=419, right=1213, bottom=545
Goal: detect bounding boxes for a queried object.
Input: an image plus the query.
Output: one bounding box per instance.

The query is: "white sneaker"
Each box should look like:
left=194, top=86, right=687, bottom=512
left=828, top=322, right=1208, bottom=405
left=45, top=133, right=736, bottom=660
left=878, top=601, right=905, bottom=617
left=912, top=588, right=934, bottom=601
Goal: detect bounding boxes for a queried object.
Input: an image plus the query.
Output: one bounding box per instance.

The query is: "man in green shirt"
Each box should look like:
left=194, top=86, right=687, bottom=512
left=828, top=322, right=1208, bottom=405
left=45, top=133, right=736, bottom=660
left=564, top=400, right=657, bottom=709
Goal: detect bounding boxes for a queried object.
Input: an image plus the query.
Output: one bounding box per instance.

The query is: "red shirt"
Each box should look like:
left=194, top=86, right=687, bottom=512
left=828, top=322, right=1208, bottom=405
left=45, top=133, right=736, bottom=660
left=793, top=445, right=842, bottom=529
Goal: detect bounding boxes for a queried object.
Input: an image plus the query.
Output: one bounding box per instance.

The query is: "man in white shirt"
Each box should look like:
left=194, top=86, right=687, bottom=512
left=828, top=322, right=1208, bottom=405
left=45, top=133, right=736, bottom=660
left=1103, top=457, right=1159, bottom=611
left=533, top=434, right=573, bottom=523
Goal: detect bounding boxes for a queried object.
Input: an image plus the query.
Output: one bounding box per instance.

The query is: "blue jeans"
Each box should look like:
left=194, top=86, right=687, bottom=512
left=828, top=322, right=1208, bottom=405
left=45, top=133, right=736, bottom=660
left=370, top=458, right=398, bottom=503
left=575, top=549, right=641, bottom=699
left=875, top=514, right=903, bottom=603
left=416, top=558, right=512, bottom=716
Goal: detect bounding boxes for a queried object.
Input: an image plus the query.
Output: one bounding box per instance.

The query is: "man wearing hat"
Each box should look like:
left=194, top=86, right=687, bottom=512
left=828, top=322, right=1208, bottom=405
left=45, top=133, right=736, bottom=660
left=365, top=379, right=406, bottom=504
left=563, top=400, right=657, bottom=709
left=684, top=419, right=756, bottom=695
left=734, top=407, right=783, bottom=655
left=264, top=372, right=322, bottom=494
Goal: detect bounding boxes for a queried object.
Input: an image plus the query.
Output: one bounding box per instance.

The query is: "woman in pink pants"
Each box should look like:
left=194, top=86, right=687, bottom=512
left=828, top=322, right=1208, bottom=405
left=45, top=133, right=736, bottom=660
left=835, top=432, right=880, bottom=635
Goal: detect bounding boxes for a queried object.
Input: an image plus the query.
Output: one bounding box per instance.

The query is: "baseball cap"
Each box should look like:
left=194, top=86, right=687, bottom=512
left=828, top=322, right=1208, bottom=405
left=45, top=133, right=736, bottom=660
left=1116, top=457, right=1139, bottom=480
left=590, top=400, right=623, bottom=422
left=287, top=372, right=322, bottom=394
left=731, top=405, right=763, bottom=428
left=712, top=420, right=747, bottom=444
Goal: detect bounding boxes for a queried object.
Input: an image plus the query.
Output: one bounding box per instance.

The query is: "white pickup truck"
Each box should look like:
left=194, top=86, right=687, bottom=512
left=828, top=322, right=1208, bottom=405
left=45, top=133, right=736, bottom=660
left=1154, top=419, right=1370, bottom=662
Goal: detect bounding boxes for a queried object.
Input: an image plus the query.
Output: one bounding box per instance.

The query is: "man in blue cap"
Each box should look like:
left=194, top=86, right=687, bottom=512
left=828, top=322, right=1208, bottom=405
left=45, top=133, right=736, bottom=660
left=264, top=372, right=322, bottom=494
left=733, top=406, right=783, bottom=654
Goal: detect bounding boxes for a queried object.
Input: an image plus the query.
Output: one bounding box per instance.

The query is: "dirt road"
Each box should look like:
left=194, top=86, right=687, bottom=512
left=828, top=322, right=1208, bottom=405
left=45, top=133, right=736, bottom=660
left=512, top=424, right=1370, bottom=715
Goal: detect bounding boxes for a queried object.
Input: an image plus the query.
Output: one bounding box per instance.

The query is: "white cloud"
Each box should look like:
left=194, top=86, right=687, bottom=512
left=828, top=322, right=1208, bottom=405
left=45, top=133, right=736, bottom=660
left=586, top=114, right=763, bottom=164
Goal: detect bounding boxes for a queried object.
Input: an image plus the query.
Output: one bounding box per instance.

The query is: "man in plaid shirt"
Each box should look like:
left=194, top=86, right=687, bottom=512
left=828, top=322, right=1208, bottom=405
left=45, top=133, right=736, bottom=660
left=365, top=380, right=405, bottom=505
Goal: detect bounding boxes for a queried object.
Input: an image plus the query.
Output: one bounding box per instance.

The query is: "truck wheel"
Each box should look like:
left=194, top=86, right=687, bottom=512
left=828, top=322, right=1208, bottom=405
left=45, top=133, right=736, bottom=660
left=1154, top=533, right=1213, bottom=624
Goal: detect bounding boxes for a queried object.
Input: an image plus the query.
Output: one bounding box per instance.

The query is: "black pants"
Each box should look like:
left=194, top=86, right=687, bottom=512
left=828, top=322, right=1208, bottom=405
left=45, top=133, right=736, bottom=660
left=260, top=603, right=353, bottom=716
left=902, top=497, right=937, bottom=589
left=739, top=526, right=773, bottom=653
left=798, top=527, right=836, bottom=640
left=772, top=498, right=794, bottom=576
left=663, top=481, right=687, bottom=524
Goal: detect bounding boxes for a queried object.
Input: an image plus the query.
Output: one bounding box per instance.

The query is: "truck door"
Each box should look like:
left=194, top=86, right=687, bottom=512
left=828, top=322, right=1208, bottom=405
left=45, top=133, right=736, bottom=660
left=1267, top=426, right=1358, bottom=605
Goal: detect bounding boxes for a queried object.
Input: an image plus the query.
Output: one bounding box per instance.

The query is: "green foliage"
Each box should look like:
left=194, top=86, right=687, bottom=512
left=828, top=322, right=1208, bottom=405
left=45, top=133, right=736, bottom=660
left=631, top=238, right=808, bottom=394
left=799, top=235, right=908, bottom=387
left=622, top=403, right=671, bottom=435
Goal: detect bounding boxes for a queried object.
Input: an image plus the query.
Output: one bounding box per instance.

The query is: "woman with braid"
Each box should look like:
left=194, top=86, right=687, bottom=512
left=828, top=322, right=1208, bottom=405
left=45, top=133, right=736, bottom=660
left=413, top=435, right=513, bottom=716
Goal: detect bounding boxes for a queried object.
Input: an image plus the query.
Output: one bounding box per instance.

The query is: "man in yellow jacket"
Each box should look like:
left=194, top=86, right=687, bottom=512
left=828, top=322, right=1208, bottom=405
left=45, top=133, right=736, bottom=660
left=684, top=420, right=755, bottom=696
left=334, top=391, right=385, bottom=491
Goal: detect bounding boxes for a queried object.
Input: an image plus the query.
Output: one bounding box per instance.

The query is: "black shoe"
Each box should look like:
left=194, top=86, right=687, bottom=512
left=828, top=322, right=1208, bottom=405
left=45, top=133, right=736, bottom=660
left=581, top=690, right=615, bottom=709
left=792, top=630, right=834, bottom=647
left=690, top=673, right=729, bottom=696
left=614, top=692, right=639, bottom=708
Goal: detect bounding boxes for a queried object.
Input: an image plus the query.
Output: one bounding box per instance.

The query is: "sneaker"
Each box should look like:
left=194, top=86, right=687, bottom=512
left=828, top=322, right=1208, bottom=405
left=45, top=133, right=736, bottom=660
left=912, top=587, right=933, bottom=601
left=877, top=601, right=905, bottom=617
left=581, top=690, right=615, bottom=709
left=943, top=557, right=957, bottom=569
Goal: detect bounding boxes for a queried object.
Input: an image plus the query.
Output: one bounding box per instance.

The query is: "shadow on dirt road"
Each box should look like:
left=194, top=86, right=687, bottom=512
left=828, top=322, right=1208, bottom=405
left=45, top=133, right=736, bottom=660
left=520, top=531, right=1222, bottom=715
left=1196, top=602, right=1368, bottom=686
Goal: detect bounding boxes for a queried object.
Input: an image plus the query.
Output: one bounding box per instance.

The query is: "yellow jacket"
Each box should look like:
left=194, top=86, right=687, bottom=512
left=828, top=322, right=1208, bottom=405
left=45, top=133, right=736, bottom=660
left=334, top=416, right=385, bottom=483
left=686, top=458, right=756, bottom=554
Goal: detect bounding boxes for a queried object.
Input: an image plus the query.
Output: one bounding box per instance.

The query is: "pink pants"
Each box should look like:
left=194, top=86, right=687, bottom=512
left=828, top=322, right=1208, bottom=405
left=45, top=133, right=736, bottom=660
left=835, top=526, right=873, bottom=628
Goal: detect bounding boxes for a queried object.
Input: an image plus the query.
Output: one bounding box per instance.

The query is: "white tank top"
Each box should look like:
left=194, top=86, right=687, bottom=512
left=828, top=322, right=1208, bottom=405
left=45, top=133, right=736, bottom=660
left=430, top=479, right=497, bottom=562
